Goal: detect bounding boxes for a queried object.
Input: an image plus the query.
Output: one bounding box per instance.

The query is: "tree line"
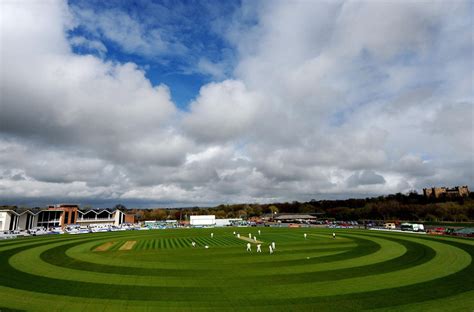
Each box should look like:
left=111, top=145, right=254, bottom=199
left=123, top=191, right=474, bottom=222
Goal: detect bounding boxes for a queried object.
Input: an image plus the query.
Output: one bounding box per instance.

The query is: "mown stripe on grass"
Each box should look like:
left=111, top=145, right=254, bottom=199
left=246, top=234, right=380, bottom=269
left=40, top=241, right=198, bottom=276
left=171, top=238, right=178, bottom=249
left=41, top=232, right=382, bottom=273
left=194, top=237, right=206, bottom=246
left=175, top=238, right=185, bottom=248
left=0, top=246, right=223, bottom=302
left=9, top=235, right=433, bottom=288
left=108, top=241, right=124, bottom=251
left=231, top=236, right=436, bottom=284
left=245, top=237, right=474, bottom=311
left=1, top=229, right=472, bottom=310
left=45, top=237, right=379, bottom=272
left=134, top=240, right=145, bottom=251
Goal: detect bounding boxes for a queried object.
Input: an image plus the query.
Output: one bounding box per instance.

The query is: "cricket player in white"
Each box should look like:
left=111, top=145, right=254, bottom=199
left=269, top=245, right=273, bottom=254
left=256, top=244, right=262, bottom=252
left=237, top=233, right=240, bottom=238
left=258, top=230, right=261, bottom=235
left=253, top=236, right=257, bottom=242
left=246, top=242, right=251, bottom=252
left=192, top=241, right=196, bottom=247
left=248, top=233, right=252, bottom=238
left=333, top=232, right=336, bottom=239
left=211, top=233, right=214, bottom=238
left=304, top=233, right=307, bottom=239
left=271, top=242, right=275, bottom=250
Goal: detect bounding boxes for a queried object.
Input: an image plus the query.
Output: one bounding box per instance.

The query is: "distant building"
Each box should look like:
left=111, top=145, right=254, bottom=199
left=274, top=214, right=318, bottom=223
left=423, top=186, right=470, bottom=198
left=0, top=204, right=128, bottom=232
left=215, top=218, right=243, bottom=227
left=384, top=222, right=396, bottom=230
left=47, top=204, right=79, bottom=228
left=0, top=210, right=36, bottom=232
left=124, top=213, right=136, bottom=224
left=190, top=215, right=215, bottom=226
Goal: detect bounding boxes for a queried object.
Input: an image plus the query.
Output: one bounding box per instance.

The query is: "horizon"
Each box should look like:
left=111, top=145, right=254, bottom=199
left=1, top=0, right=473, bottom=207
left=1, top=185, right=470, bottom=209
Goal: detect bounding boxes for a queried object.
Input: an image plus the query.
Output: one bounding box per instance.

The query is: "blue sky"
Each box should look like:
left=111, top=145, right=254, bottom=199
left=68, top=0, right=240, bottom=108
left=0, top=0, right=472, bottom=207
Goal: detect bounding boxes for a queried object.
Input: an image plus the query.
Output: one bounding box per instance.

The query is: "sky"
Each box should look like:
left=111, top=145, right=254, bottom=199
left=0, top=0, right=473, bottom=208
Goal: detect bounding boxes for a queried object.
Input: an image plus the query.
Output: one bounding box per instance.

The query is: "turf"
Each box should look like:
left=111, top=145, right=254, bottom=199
left=0, top=228, right=472, bottom=311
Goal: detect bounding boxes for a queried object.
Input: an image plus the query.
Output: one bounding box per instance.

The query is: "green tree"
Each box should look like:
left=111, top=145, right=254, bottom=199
left=268, top=205, right=279, bottom=214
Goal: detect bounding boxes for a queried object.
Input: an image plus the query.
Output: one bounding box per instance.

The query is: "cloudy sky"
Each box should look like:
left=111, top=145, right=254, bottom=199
left=1, top=0, right=472, bottom=207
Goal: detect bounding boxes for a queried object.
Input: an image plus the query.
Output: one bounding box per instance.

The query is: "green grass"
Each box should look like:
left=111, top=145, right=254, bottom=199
left=0, top=228, right=473, bottom=311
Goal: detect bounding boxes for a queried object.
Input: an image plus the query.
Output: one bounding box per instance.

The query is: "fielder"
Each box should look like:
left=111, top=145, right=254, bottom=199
left=269, top=245, right=273, bottom=254
left=191, top=241, right=196, bottom=247
left=304, top=233, right=307, bottom=239
left=333, top=232, right=336, bottom=239
left=258, top=230, right=261, bottom=235
left=211, top=233, right=214, bottom=238
left=271, top=241, right=276, bottom=250
left=253, top=236, right=257, bottom=242
left=257, top=244, right=262, bottom=252
left=246, top=242, right=251, bottom=252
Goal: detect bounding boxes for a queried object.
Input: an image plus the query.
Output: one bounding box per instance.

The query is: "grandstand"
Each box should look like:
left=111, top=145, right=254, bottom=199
left=0, top=205, right=127, bottom=231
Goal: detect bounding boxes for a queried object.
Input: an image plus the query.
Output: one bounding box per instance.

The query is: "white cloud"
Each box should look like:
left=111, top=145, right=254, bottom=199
left=197, top=58, right=227, bottom=80
left=1, top=0, right=177, bottom=157
left=0, top=0, right=472, bottom=206
left=70, top=7, right=176, bottom=57
left=183, top=80, right=263, bottom=143
left=69, top=36, right=107, bottom=56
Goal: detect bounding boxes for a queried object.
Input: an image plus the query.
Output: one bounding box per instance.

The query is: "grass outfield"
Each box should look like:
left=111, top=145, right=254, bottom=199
left=0, top=228, right=473, bottom=311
